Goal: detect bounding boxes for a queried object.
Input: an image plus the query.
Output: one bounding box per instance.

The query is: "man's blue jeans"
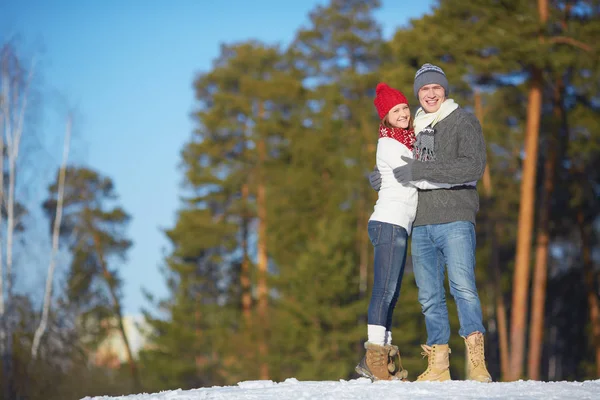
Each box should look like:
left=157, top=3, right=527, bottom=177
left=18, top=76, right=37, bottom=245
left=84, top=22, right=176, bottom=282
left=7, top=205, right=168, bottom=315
left=367, top=221, right=408, bottom=329
left=411, top=221, right=485, bottom=345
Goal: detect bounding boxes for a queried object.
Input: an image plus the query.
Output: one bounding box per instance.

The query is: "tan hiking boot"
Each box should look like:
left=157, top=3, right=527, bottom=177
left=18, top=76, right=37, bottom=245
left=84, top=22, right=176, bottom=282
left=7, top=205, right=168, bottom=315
left=464, top=332, right=492, bottom=382
left=386, top=344, right=408, bottom=380
left=355, top=342, right=395, bottom=381
left=416, top=344, right=451, bottom=381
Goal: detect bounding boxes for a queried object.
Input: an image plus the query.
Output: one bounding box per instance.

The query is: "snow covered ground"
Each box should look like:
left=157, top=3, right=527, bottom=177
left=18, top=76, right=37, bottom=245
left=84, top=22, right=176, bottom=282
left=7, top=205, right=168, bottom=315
left=82, top=377, right=600, bottom=399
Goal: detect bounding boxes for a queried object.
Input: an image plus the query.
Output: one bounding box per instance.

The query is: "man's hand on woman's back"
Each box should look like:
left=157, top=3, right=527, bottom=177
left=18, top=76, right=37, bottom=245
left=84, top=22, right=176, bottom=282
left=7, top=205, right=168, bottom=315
left=369, top=167, right=382, bottom=191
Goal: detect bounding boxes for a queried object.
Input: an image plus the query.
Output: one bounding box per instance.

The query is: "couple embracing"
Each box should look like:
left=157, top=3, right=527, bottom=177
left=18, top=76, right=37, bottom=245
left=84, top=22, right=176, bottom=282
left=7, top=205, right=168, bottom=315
left=355, top=63, right=492, bottom=383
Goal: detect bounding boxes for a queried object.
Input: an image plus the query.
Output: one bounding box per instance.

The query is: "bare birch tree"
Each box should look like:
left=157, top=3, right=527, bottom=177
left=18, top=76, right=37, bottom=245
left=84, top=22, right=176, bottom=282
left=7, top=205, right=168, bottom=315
left=31, top=114, right=72, bottom=359
left=2, top=51, right=35, bottom=300
left=0, top=41, right=35, bottom=400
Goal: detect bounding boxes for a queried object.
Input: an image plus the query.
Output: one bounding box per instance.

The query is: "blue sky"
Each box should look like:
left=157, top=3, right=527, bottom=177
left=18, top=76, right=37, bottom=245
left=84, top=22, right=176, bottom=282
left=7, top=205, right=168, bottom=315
left=1, top=0, right=434, bottom=315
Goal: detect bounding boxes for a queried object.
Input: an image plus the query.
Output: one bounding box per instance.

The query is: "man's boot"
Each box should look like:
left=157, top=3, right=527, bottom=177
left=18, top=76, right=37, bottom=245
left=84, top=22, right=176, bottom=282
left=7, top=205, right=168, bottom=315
left=416, top=344, right=451, bottom=381
left=386, top=344, right=408, bottom=380
left=464, top=332, right=492, bottom=382
left=355, top=342, right=394, bottom=381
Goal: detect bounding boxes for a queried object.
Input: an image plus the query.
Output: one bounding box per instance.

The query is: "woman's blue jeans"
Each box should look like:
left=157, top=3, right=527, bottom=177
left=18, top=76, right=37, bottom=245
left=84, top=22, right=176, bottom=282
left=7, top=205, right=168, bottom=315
left=411, top=221, right=485, bottom=345
left=367, top=220, right=408, bottom=330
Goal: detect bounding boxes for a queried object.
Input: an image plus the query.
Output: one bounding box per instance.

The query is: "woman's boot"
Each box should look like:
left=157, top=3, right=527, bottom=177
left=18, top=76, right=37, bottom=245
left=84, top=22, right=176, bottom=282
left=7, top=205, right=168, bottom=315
left=355, top=342, right=394, bottom=381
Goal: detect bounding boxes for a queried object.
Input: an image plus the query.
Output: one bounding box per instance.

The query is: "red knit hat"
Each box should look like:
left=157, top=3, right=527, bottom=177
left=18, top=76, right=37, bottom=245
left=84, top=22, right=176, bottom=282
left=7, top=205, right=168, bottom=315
left=373, top=82, right=409, bottom=120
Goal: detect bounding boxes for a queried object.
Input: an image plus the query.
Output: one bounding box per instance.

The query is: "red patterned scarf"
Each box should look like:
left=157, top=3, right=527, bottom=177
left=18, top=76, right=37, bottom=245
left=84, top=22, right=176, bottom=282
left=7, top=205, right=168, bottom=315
left=378, top=124, right=416, bottom=150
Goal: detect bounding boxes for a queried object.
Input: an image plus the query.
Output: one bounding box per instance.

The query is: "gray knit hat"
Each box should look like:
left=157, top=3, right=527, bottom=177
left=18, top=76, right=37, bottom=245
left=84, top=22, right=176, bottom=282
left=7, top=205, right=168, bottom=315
left=413, top=63, right=449, bottom=99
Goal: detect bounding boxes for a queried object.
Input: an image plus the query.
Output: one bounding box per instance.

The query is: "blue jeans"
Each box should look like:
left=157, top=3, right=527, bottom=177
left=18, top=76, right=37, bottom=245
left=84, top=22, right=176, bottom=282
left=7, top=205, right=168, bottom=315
left=411, top=221, right=485, bottom=345
left=367, top=221, right=408, bottom=329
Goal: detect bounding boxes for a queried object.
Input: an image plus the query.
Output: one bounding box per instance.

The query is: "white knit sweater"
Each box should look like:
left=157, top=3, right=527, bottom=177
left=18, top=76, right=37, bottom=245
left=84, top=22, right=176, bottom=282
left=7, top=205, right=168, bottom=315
left=369, top=137, right=471, bottom=235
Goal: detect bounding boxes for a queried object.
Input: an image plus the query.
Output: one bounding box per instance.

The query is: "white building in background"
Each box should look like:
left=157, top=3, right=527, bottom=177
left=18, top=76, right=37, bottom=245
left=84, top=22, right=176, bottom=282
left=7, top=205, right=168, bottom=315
left=93, top=315, right=152, bottom=368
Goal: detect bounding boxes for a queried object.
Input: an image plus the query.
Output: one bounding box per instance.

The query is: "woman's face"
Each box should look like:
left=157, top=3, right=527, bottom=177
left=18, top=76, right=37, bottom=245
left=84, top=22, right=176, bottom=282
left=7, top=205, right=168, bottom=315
left=386, top=103, right=410, bottom=129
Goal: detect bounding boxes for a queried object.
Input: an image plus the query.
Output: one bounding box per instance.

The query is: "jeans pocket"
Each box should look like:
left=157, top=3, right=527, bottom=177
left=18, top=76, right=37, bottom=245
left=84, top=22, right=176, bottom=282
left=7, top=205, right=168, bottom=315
left=367, top=222, right=382, bottom=246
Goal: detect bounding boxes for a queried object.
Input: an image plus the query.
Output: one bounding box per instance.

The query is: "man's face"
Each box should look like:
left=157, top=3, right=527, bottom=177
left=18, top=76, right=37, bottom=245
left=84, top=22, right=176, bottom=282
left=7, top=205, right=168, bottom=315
left=418, top=84, right=446, bottom=113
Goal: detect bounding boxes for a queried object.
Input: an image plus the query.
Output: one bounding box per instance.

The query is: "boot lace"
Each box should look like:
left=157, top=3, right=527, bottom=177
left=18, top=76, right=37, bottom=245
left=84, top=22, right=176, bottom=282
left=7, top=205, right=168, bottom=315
left=467, top=334, right=484, bottom=367
left=420, top=345, right=433, bottom=361
left=418, top=345, right=434, bottom=377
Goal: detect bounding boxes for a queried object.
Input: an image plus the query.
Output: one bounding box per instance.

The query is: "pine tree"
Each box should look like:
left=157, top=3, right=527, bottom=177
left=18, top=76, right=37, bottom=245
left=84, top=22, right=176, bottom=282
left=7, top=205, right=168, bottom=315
left=141, top=41, right=304, bottom=387
left=270, top=0, right=392, bottom=380
left=42, top=166, right=138, bottom=389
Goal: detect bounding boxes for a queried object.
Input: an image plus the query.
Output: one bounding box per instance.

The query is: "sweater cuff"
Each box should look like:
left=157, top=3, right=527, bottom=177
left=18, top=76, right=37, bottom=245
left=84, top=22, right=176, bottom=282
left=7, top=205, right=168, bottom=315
left=412, top=160, right=425, bottom=180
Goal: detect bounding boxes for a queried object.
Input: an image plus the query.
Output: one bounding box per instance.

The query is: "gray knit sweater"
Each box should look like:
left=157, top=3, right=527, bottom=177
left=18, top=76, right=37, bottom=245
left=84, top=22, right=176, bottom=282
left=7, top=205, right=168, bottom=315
left=411, top=108, right=486, bottom=227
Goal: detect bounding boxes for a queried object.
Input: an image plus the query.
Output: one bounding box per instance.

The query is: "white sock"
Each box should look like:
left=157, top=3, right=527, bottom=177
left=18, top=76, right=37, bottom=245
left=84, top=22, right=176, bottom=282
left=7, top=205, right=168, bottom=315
left=367, top=324, right=386, bottom=346
left=385, top=331, right=392, bottom=345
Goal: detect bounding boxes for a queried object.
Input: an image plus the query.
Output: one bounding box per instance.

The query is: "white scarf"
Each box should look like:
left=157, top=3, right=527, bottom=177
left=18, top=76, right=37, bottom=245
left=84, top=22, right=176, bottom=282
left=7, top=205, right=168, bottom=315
left=413, top=98, right=459, bottom=135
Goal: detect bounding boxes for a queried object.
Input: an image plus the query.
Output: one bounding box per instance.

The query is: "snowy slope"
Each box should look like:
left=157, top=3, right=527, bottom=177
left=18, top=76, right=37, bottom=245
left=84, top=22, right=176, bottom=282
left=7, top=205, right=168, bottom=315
left=82, top=378, right=600, bottom=399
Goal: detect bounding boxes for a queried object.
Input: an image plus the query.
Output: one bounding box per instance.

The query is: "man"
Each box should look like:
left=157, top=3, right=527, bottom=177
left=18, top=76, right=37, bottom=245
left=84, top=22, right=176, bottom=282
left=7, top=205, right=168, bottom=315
left=369, top=63, right=492, bottom=382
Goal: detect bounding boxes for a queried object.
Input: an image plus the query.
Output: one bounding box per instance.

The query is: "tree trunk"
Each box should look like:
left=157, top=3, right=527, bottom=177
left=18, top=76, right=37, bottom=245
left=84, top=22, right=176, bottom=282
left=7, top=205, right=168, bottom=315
left=6, top=146, right=15, bottom=303
left=0, top=45, right=34, bottom=400
left=474, top=90, right=509, bottom=380
left=578, top=211, right=600, bottom=378
left=0, top=78, right=4, bottom=318
left=194, top=309, right=204, bottom=371
left=241, top=183, right=252, bottom=325
left=5, top=143, right=16, bottom=398
left=508, top=65, right=543, bottom=381
left=494, top=256, right=510, bottom=381
left=93, top=233, right=141, bottom=391
left=357, top=200, right=368, bottom=301
left=526, top=139, right=552, bottom=381
left=256, top=103, right=269, bottom=380
left=509, top=0, right=548, bottom=380
left=31, top=114, right=72, bottom=360
left=527, top=79, right=562, bottom=380
left=358, top=141, right=376, bottom=301
left=0, top=61, right=7, bottom=400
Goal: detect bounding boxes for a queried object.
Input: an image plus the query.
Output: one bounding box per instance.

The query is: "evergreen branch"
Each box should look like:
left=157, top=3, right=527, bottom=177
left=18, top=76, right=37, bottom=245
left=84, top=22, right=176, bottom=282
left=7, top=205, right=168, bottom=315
left=548, top=36, right=593, bottom=53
